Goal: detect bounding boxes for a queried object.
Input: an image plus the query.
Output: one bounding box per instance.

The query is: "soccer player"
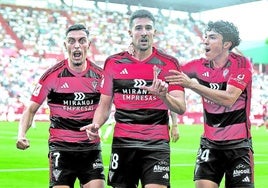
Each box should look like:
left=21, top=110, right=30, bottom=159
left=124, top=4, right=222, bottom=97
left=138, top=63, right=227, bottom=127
left=16, top=24, right=105, bottom=188
left=81, top=9, right=186, bottom=188
left=165, top=20, right=254, bottom=188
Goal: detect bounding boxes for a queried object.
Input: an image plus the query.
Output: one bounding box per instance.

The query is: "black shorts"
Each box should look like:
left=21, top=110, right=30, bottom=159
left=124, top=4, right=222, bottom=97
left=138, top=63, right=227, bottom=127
left=49, top=150, right=105, bottom=187
left=107, top=147, right=170, bottom=188
left=194, top=146, right=254, bottom=188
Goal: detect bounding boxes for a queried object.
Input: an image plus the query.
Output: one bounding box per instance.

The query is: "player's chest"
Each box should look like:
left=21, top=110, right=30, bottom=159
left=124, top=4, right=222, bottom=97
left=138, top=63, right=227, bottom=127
left=54, top=77, right=99, bottom=93
left=111, top=63, right=171, bottom=80
left=199, top=66, right=235, bottom=83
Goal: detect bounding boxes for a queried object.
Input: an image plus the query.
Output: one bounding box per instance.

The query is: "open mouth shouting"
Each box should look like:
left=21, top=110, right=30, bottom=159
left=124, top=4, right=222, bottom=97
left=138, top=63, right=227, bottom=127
left=140, top=38, right=148, bottom=45
left=73, top=51, right=82, bottom=60
left=204, top=47, right=211, bottom=53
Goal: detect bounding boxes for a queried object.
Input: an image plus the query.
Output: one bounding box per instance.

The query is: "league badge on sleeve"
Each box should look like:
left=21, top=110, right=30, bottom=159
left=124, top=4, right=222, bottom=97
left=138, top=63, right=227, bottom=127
left=32, top=83, right=42, bottom=96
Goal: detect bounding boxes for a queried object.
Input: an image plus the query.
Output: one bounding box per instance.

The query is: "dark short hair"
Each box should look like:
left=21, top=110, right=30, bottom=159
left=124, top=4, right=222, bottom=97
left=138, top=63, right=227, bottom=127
left=205, top=20, right=241, bottom=50
left=129, top=9, right=155, bottom=28
left=65, top=24, right=89, bottom=37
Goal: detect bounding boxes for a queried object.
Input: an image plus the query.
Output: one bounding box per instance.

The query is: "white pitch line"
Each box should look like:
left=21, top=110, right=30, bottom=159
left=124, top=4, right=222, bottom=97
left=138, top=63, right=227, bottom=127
left=0, top=168, right=48, bottom=172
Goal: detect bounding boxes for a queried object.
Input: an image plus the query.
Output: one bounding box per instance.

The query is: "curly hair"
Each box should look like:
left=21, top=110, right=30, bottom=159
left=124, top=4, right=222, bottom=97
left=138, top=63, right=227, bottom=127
left=205, top=20, right=241, bottom=50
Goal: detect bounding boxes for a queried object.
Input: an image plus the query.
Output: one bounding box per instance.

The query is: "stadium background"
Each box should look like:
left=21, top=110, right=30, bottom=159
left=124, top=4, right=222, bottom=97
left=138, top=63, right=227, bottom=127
left=0, top=0, right=268, bottom=125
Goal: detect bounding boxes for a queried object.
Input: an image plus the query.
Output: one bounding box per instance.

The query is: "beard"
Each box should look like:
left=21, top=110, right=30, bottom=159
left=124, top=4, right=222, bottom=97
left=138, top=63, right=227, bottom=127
left=140, top=47, right=149, bottom=51
left=72, top=61, right=83, bottom=67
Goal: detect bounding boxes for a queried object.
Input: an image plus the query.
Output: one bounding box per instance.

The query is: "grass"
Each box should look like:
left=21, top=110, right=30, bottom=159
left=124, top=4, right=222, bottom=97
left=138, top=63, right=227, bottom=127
left=0, top=121, right=267, bottom=187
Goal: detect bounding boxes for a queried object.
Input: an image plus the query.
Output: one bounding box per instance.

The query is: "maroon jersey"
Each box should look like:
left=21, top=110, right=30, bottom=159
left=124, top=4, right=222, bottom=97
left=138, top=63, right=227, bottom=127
left=101, top=48, right=184, bottom=149
left=182, top=52, right=252, bottom=148
left=31, top=59, right=102, bottom=151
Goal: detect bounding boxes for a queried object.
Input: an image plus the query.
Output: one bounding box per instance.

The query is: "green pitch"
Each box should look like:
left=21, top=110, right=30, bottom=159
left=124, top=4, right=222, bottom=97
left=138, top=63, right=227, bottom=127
left=0, top=121, right=267, bottom=187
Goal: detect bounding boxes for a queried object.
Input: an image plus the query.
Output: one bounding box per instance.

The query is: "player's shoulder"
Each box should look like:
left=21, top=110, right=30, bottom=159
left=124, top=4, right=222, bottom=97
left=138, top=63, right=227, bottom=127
left=107, top=51, right=128, bottom=60
left=183, top=57, right=207, bottom=68
left=87, top=59, right=103, bottom=73
left=155, top=48, right=179, bottom=63
left=39, top=59, right=66, bottom=81
left=229, top=52, right=252, bottom=68
left=104, top=51, right=132, bottom=66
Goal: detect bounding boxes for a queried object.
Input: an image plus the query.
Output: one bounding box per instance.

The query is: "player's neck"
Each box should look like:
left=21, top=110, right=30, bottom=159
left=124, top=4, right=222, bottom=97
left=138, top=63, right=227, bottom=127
left=212, top=53, right=229, bottom=68
left=69, top=61, right=87, bottom=73
left=133, top=48, right=152, bottom=61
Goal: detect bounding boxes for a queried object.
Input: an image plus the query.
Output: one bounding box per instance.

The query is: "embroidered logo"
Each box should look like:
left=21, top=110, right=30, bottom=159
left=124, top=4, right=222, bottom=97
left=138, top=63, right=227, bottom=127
left=202, top=71, right=209, bottom=77
left=74, top=92, right=85, bottom=100
left=108, top=171, right=114, bottom=182
left=209, top=83, right=220, bottom=90
left=242, top=176, right=250, bottom=182
left=92, top=80, right=98, bottom=90
left=53, top=169, right=62, bottom=181
left=162, top=173, right=169, bottom=179
left=120, top=68, right=128, bottom=75
left=134, top=79, right=147, bottom=87
left=32, top=83, right=42, bottom=96
left=223, top=69, right=229, bottom=78
left=60, top=82, right=69, bottom=89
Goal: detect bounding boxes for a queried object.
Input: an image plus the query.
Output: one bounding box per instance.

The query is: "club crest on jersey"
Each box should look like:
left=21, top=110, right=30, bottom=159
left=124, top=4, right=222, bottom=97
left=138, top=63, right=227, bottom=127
left=223, top=69, right=229, bottom=78
left=154, top=66, right=161, bottom=77
left=92, top=80, right=98, bottom=91
left=100, top=75, right=105, bottom=88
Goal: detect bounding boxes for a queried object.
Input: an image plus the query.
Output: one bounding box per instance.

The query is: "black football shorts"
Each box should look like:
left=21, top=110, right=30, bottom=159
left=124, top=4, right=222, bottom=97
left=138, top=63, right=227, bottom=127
left=194, top=146, right=254, bottom=188
left=108, top=147, right=170, bottom=188
left=49, top=150, right=105, bottom=187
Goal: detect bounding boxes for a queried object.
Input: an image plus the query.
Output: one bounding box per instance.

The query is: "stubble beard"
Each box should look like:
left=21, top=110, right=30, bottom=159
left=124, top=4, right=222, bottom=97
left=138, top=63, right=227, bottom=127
left=72, top=61, right=83, bottom=67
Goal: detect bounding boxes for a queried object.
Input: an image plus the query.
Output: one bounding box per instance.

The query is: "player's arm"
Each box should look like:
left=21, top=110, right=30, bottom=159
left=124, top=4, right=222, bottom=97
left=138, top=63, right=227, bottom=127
left=161, top=89, right=186, bottom=115
left=80, top=94, right=113, bottom=140
left=170, top=111, right=178, bottom=126
left=170, top=111, right=179, bottom=142
left=16, top=101, right=41, bottom=150
left=93, top=94, right=113, bottom=127
left=166, top=70, right=242, bottom=108
left=185, top=80, right=241, bottom=107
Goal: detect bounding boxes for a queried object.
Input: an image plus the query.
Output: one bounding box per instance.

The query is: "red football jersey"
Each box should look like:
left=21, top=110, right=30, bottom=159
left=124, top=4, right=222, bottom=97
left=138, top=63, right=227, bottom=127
left=31, top=59, right=102, bottom=151
left=182, top=52, right=252, bottom=144
left=101, top=48, right=183, bottom=148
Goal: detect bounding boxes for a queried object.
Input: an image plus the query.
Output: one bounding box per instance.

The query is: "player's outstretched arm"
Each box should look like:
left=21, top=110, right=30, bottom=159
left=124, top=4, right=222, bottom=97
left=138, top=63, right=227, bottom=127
left=17, top=101, right=40, bottom=150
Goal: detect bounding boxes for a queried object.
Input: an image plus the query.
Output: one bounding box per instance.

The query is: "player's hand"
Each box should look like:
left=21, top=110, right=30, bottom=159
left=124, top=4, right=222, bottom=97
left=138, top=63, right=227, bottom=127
left=165, top=70, right=193, bottom=89
left=16, top=137, right=30, bottom=150
left=140, top=65, right=168, bottom=98
left=80, top=123, right=100, bottom=140
left=170, top=126, right=179, bottom=143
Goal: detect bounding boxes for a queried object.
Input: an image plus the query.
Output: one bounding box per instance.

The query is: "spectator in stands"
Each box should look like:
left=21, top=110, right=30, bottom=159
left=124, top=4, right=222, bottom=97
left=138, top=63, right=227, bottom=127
left=81, top=9, right=186, bottom=188
left=16, top=24, right=105, bottom=188
left=165, top=20, right=254, bottom=188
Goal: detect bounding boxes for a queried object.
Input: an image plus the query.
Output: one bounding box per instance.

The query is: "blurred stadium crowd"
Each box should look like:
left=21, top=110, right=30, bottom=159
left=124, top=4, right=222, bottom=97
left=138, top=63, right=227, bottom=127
left=0, top=3, right=267, bottom=124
